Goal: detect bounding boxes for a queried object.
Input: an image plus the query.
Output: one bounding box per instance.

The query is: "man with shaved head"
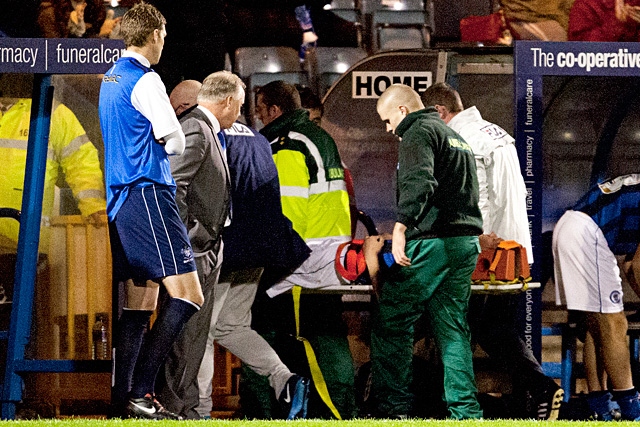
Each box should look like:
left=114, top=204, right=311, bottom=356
left=169, top=80, right=203, bottom=117
left=372, top=84, right=483, bottom=419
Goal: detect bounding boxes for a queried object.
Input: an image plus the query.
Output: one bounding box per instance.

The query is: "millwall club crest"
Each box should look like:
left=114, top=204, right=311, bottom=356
left=181, top=246, right=194, bottom=264
left=610, top=290, right=622, bottom=305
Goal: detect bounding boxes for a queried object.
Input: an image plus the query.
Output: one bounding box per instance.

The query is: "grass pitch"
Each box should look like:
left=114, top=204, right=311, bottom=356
left=2, top=419, right=639, bottom=427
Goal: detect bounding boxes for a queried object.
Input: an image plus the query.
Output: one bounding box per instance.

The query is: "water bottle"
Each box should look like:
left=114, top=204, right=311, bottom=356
left=92, top=314, right=109, bottom=360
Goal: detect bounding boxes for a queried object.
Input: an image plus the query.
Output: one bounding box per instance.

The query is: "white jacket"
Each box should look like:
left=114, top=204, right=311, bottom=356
left=448, top=106, right=533, bottom=263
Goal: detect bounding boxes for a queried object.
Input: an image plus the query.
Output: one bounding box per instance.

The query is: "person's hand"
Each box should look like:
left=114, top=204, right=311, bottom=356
left=99, top=10, right=122, bottom=37
left=392, top=222, right=411, bottom=267
left=627, top=5, right=640, bottom=23
left=615, top=0, right=640, bottom=23
left=86, top=210, right=106, bottom=226
left=616, top=0, right=628, bottom=21
left=478, top=232, right=503, bottom=252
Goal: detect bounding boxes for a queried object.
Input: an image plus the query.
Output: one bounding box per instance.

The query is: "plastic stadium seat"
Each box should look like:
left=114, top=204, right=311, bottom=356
left=234, top=46, right=301, bottom=79
left=323, top=0, right=364, bottom=48
left=379, top=0, right=424, bottom=10
left=372, top=9, right=431, bottom=51
left=234, top=47, right=307, bottom=127
left=324, top=0, right=360, bottom=22
left=313, top=46, right=368, bottom=96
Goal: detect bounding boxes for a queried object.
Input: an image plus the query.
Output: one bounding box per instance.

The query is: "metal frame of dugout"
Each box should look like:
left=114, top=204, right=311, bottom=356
left=0, top=38, right=124, bottom=419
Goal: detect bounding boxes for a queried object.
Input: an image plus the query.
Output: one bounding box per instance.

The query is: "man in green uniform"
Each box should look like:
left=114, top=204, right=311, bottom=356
left=372, top=84, right=483, bottom=419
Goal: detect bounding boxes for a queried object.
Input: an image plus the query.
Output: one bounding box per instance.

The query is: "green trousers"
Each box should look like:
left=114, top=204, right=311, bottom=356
left=240, top=292, right=357, bottom=419
left=371, top=236, right=483, bottom=419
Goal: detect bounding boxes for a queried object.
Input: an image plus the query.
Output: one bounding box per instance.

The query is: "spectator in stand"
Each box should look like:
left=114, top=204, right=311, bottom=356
left=499, top=0, right=574, bottom=41
left=38, top=0, right=122, bottom=38
left=294, top=4, right=318, bottom=61
left=568, top=0, right=640, bottom=41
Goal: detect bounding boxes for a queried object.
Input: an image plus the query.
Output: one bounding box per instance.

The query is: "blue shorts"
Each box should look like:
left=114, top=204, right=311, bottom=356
left=109, top=184, right=196, bottom=282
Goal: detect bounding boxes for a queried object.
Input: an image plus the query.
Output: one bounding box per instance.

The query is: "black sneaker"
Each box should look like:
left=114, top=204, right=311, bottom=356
left=279, top=375, right=310, bottom=420
left=126, top=394, right=183, bottom=420
left=151, top=396, right=183, bottom=420
left=537, top=387, right=564, bottom=420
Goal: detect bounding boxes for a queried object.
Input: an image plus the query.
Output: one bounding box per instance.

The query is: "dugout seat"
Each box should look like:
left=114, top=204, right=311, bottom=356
left=541, top=320, right=640, bottom=402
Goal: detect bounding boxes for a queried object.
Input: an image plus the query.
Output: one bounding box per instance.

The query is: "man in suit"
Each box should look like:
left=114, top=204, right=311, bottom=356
left=161, top=79, right=312, bottom=420
left=154, top=71, right=235, bottom=419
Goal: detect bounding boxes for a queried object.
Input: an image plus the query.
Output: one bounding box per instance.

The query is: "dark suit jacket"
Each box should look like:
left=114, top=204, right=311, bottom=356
left=222, top=122, right=310, bottom=273
left=170, top=106, right=230, bottom=254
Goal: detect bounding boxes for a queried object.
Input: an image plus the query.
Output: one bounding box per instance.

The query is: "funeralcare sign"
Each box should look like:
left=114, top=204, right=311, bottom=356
left=0, top=38, right=125, bottom=74
left=352, top=71, right=432, bottom=99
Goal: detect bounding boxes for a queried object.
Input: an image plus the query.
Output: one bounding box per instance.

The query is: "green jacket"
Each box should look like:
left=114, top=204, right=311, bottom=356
left=395, top=107, right=482, bottom=241
left=261, top=109, right=351, bottom=241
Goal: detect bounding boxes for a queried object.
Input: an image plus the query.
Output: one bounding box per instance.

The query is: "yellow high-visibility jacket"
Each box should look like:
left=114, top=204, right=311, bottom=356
left=262, top=109, right=351, bottom=242
left=0, top=98, right=106, bottom=252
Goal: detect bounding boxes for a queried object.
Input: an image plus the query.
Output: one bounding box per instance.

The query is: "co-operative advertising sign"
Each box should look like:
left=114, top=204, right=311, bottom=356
left=516, top=41, right=640, bottom=76
left=0, top=38, right=125, bottom=74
